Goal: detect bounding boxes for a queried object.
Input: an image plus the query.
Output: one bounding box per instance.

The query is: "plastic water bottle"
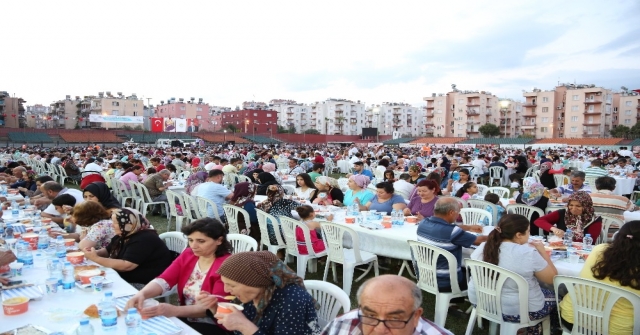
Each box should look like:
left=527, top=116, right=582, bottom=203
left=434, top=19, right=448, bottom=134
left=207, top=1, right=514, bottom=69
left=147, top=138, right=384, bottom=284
left=0, top=185, right=7, bottom=196
left=76, top=317, right=95, bottom=335
left=583, top=234, right=593, bottom=252
left=55, top=236, right=66, bottom=258
left=564, top=228, right=574, bottom=246
left=391, top=210, right=404, bottom=227
left=49, top=259, right=63, bottom=285
left=16, top=240, right=27, bottom=263
left=62, top=261, right=75, bottom=291
left=349, top=202, right=360, bottom=216
left=24, top=196, right=30, bottom=208
left=11, top=200, right=19, bottom=218
left=125, top=308, right=143, bottom=335
left=38, top=229, right=50, bottom=250
left=99, top=292, right=118, bottom=331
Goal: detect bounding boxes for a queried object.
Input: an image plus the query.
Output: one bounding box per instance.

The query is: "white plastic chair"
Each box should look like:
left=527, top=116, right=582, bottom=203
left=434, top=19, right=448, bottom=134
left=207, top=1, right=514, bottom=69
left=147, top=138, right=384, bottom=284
left=554, top=275, right=640, bottom=335
left=545, top=207, right=562, bottom=214
left=487, top=186, right=510, bottom=200
left=465, top=259, right=551, bottom=335
left=507, top=204, right=545, bottom=235
left=166, top=189, right=188, bottom=232
left=460, top=208, right=492, bottom=226
left=443, top=196, right=467, bottom=209
left=597, top=214, right=623, bottom=245
left=467, top=199, right=498, bottom=225
left=227, top=233, right=258, bottom=253
left=177, top=170, right=191, bottom=182
left=554, top=174, right=569, bottom=187
left=132, top=182, right=169, bottom=224
left=237, top=174, right=251, bottom=183
left=320, top=222, right=379, bottom=295
left=280, top=217, right=327, bottom=279
left=255, top=209, right=287, bottom=254
left=337, top=178, right=349, bottom=192
left=408, top=241, right=468, bottom=328
left=584, top=176, right=597, bottom=187
left=477, top=184, right=489, bottom=197
left=159, top=232, right=188, bottom=254
left=489, top=166, right=506, bottom=186
left=196, top=196, right=221, bottom=220
left=282, top=184, right=296, bottom=195
left=222, top=204, right=250, bottom=235
left=304, top=280, right=351, bottom=329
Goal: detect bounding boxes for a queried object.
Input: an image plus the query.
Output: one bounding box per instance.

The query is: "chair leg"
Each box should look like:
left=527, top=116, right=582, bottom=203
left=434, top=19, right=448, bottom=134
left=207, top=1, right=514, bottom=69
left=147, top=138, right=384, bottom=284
left=322, top=260, right=330, bottom=282
left=464, top=308, right=477, bottom=335
left=354, top=263, right=373, bottom=282
left=307, top=258, right=317, bottom=273
left=433, top=295, right=452, bottom=328
left=297, top=255, right=306, bottom=279
left=331, top=262, right=338, bottom=283
left=489, top=321, right=497, bottom=335
left=342, top=264, right=355, bottom=295
left=373, top=260, right=379, bottom=277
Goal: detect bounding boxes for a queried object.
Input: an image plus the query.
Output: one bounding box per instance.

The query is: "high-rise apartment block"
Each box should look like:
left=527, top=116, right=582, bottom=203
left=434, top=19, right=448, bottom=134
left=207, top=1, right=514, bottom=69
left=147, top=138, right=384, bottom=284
left=0, top=91, right=26, bottom=128
left=25, top=104, right=52, bottom=128
left=423, top=89, right=500, bottom=138
left=612, top=90, right=640, bottom=129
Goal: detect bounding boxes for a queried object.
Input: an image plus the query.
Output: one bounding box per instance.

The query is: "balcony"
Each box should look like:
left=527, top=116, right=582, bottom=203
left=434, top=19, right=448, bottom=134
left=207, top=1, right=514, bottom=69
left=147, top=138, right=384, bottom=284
left=335, top=109, right=343, bottom=115
left=466, top=109, right=480, bottom=116
left=523, top=112, right=537, bottom=117
left=636, top=104, right=640, bottom=109
left=521, top=125, right=536, bottom=129
left=523, top=101, right=537, bottom=107
left=584, top=99, right=602, bottom=104
left=393, top=110, right=401, bottom=115
left=467, top=129, right=479, bottom=133
left=466, top=102, right=480, bottom=107
left=425, top=128, right=434, bottom=133
left=486, top=110, right=492, bottom=116
left=425, top=105, right=434, bottom=109
left=334, top=120, right=344, bottom=125
left=425, top=122, right=434, bottom=127
left=582, top=123, right=600, bottom=126
left=467, top=120, right=481, bottom=125
left=583, top=110, right=601, bottom=115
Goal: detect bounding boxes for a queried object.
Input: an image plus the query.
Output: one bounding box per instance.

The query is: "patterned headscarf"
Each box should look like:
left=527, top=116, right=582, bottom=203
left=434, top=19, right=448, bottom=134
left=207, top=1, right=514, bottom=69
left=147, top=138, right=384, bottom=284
left=185, top=171, right=208, bottom=195
left=109, top=207, right=151, bottom=258
left=217, top=251, right=310, bottom=323
left=231, top=182, right=257, bottom=207
left=565, top=191, right=596, bottom=240
left=349, top=174, right=370, bottom=189
left=262, top=163, right=277, bottom=173
left=539, top=162, right=552, bottom=173
left=521, top=177, right=544, bottom=206
left=315, top=176, right=339, bottom=188
left=257, top=185, right=285, bottom=213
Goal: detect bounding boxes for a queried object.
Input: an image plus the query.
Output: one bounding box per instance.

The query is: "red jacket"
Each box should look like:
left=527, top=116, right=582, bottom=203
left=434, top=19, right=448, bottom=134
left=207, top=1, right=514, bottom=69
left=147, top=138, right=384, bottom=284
left=157, top=248, right=231, bottom=305
left=534, top=209, right=602, bottom=243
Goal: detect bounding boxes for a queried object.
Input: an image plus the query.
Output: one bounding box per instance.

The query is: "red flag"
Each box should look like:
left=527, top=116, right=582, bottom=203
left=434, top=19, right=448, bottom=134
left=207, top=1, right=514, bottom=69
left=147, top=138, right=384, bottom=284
left=151, top=117, right=163, bottom=132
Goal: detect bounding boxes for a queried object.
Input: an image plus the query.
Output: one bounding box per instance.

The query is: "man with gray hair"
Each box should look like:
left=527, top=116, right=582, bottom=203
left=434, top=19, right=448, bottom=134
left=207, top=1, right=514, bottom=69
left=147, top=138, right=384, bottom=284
left=549, top=170, right=591, bottom=203
left=143, top=169, right=173, bottom=214
left=321, top=275, right=451, bottom=335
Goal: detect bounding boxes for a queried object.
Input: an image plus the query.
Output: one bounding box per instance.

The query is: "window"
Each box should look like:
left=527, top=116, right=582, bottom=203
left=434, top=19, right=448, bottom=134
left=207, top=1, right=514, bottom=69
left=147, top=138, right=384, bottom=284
left=542, top=97, right=549, bottom=102
left=614, top=107, right=618, bottom=112
left=111, top=110, right=119, bottom=115
left=572, top=95, right=579, bottom=101
left=541, top=117, right=548, bottom=123
left=266, top=113, right=272, bottom=117
left=196, top=107, right=202, bottom=111
left=625, top=110, right=632, bottom=115
left=571, top=116, right=578, bottom=121
left=254, top=113, right=258, bottom=116
left=625, top=119, right=631, bottom=124
left=111, top=102, right=119, bottom=106
left=437, top=117, right=442, bottom=122
left=626, top=101, right=632, bottom=106
left=542, top=107, right=549, bottom=113
left=458, top=124, right=463, bottom=130
left=436, top=109, right=442, bottom=114
left=571, top=106, right=578, bottom=111
left=571, top=127, right=577, bottom=133
left=133, top=103, right=138, bottom=107
left=437, top=101, right=442, bottom=106
left=458, top=99, right=464, bottom=104
left=540, top=127, right=547, bottom=133
left=196, top=115, right=202, bottom=119
left=133, top=111, right=138, bottom=116
left=180, top=114, right=184, bottom=118
left=588, top=105, right=594, bottom=111
left=180, top=106, right=186, bottom=111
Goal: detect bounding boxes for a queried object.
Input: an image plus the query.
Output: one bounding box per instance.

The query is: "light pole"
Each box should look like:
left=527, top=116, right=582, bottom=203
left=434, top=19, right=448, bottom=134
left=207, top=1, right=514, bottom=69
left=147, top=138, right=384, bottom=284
left=500, top=100, right=509, bottom=138
left=372, top=106, right=381, bottom=143
left=224, top=129, right=227, bottom=143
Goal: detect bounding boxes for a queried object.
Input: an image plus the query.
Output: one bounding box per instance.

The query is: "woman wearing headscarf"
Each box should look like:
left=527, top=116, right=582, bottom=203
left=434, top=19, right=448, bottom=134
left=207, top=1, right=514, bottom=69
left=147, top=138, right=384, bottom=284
left=247, top=168, right=263, bottom=184
left=195, top=251, right=321, bottom=335
left=534, top=191, right=602, bottom=243
left=538, top=162, right=556, bottom=189
left=230, top=182, right=260, bottom=242
left=333, top=174, right=374, bottom=207
left=309, top=176, right=344, bottom=206
left=185, top=171, right=209, bottom=195
left=257, top=185, right=300, bottom=245
left=516, top=177, right=549, bottom=233
left=83, top=182, right=122, bottom=213
left=256, top=172, right=280, bottom=196
left=83, top=207, right=173, bottom=288
left=261, top=162, right=282, bottom=185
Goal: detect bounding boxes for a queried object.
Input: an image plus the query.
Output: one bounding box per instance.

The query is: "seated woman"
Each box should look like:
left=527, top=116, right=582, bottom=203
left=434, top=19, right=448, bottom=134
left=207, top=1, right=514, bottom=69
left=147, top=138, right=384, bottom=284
left=256, top=172, right=280, bottom=196
left=516, top=178, right=549, bottom=234
left=534, top=191, right=602, bottom=243
left=469, top=214, right=559, bottom=335
left=538, top=162, right=556, bottom=190
left=119, top=165, right=144, bottom=191
left=196, top=251, right=321, bottom=335
left=83, top=182, right=122, bottom=214
left=83, top=207, right=173, bottom=288
left=408, top=165, right=426, bottom=184
left=558, top=221, right=640, bottom=334
left=404, top=179, right=439, bottom=219
left=383, top=170, right=396, bottom=183
left=12, top=170, right=37, bottom=196
left=126, top=218, right=233, bottom=335
left=333, top=175, right=374, bottom=207
left=185, top=171, right=208, bottom=196
left=257, top=185, right=301, bottom=245
left=293, top=173, right=317, bottom=201
left=50, top=200, right=115, bottom=250
left=310, top=176, right=344, bottom=206
left=230, top=182, right=260, bottom=242
left=446, top=168, right=471, bottom=195
left=247, top=168, right=263, bottom=184
left=361, top=182, right=407, bottom=215
left=294, top=205, right=326, bottom=255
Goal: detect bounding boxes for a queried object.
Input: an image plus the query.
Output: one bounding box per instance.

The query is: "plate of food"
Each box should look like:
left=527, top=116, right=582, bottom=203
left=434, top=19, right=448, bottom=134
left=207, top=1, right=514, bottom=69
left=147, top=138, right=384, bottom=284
left=0, top=324, right=51, bottom=335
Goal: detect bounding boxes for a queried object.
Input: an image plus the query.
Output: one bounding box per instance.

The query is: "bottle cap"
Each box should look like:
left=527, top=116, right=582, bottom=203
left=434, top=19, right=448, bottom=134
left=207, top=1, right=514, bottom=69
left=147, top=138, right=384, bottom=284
left=80, top=319, right=89, bottom=325
left=128, top=308, right=138, bottom=314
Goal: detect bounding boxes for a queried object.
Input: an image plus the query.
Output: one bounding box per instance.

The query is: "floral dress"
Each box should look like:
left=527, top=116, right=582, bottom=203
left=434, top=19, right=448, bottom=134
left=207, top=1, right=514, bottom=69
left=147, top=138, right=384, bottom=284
left=267, top=199, right=300, bottom=245
left=85, top=219, right=116, bottom=249
left=183, top=263, right=215, bottom=324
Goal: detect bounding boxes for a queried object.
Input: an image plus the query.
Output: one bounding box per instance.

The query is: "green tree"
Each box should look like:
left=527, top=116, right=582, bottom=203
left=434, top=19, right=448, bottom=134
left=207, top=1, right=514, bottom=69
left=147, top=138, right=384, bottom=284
left=287, top=125, right=297, bottom=134
left=478, top=123, right=501, bottom=137
left=304, top=129, right=320, bottom=134
left=225, top=124, right=239, bottom=133
left=610, top=125, right=630, bottom=138
left=277, top=125, right=289, bottom=133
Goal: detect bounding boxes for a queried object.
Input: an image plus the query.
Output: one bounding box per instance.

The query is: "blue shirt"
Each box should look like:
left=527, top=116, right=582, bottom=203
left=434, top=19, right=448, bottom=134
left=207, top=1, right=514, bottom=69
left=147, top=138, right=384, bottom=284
left=416, top=216, right=477, bottom=288
left=195, top=182, right=231, bottom=218
left=368, top=194, right=405, bottom=215
left=557, top=183, right=591, bottom=196
left=482, top=205, right=505, bottom=226
left=354, top=169, right=374, bottom=178
left=342, top=189, right=375, bottom=207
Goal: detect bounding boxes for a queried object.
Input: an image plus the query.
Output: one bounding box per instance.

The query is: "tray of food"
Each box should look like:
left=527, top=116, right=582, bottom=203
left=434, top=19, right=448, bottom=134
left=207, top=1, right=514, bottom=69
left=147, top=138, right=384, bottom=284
left=0, top=325, right=52, bottom=335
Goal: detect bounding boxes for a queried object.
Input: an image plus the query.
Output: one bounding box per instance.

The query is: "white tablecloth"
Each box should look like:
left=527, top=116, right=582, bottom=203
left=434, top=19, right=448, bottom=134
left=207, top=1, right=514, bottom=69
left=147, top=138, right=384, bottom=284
left=623, top=210, right=640, bottom=223
left=0, top=258, right=198, bottom=334
left=553, top=258, right=584, bottom=277
left=613, top=177, right=634, bottom=196
left=336, top=160, right=350, bottom=174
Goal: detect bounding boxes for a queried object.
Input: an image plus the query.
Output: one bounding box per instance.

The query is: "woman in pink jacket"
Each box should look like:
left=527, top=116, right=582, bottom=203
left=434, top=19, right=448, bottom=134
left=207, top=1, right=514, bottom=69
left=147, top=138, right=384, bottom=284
left=126, top=218, right=233, bottom=335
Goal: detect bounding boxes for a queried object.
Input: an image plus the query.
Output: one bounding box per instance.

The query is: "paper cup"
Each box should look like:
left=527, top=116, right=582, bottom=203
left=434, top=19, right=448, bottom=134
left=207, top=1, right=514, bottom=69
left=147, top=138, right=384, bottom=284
left=2, top=296, right=29, bottom=316
left=405, top=216, right=418, bottom=224
left=64, top=239, right=75, bottom=247
left=140, top=299, right=160, bottom=319
left=344, top=216, right=355, bottom=224
left=216, top=302, right=244, bottom=314
left=382, top=222, right=392, bottom=229
left=482, top=226, right=495, bottom=236
left=45, top=278, right=59, bottom=294
left=90, top=276, right=105, bottom=292
left=5, top=238, right=17, bottom=250
left=9, top=262, right=23, bottom=276
left=66, top=252, right=85, bottom=265
left=22, top=233, right=39, bottom=251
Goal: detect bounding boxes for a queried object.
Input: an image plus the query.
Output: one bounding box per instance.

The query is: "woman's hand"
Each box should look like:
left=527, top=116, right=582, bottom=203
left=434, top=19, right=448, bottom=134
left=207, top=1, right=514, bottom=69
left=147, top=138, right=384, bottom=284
left=62, top=205, right=73, bottom=214
left=216, top=306, right=258, bottom=334
left=140, top=302, right=176, bottom=318
left=550, top=227, right=565, bottom=238
left=83, top=247, right=100, bottom=261
left=416, top=212, right=424, bottom=221
left=403, top=208, right=411, bottom=216
left=125, top=293, right=146, bottom=311
left=195, top=292, right=219, bottom=312
left=332, top=200, right=342, bottom=206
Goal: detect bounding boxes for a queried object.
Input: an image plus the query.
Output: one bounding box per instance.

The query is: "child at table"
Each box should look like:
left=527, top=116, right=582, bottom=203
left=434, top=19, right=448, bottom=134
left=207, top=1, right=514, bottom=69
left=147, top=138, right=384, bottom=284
left=294, top=205, right=327, bottom=255
left=455, top=181, right=479, bottom=201
left=482, top=193, right=505, bottom=226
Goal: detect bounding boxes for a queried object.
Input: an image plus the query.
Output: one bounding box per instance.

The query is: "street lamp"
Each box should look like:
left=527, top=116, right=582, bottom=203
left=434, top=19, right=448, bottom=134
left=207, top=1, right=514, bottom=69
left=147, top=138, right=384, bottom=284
left=500, top=100, right=509, bottom=138
left=223, top=129, right=227, bottom=143
left=372, top=106, right=381, bottom=143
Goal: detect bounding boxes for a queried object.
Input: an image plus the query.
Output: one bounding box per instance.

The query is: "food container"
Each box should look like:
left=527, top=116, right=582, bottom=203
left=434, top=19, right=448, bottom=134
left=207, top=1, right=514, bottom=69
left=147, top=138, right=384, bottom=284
left=78, top=269, right=102, bottom=284
left=216, top=302, right=244, bottom=314
left=382, top=222, right=392, bottom=229
left=64, top=238, right=75, bottom=247
left=2, top=296, right=29, bottom=316
left=405, top=216, right=418, bottom=224
left=22, top=233, right=39, bottom=251
left=41, top=218, right=52, bottom=224
left=66, top=251, right=85, bottom=265
left=544, top=247, right=553, bottom=257
left=344, top=216, right=355, bottom=224
left=578, top=250, right=590, bottom=260
left=571, top=242, right=583, bottom=250
left=139, top=299, right=159, bottom=320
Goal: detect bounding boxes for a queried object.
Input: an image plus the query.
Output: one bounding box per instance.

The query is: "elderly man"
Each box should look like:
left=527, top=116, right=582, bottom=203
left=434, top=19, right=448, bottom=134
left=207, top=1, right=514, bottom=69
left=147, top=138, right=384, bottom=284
left=590, top=176, right=636, bottom=220
left=550, top=171, right=591, bottom=202
left=417, top=197, right=485, bottom=308
left=143, top=169, right=173, bottom=214
left=40, top=181, right=84, bottom=227
left=321, top=275, right=451, bottom=335
left=6, top=166, right=27, bottom=188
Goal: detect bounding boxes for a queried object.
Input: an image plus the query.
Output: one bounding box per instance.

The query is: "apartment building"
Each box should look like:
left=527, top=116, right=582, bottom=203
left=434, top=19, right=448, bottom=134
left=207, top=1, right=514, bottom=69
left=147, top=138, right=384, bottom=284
left=612, top=90, right=640, bottom=129
left=0, top=91, right=26, bottom=128
left=367, top=102, right=424, bottom=137
left=25, top=104, right=52, bottom=128
left=242, top=101, right=269, bottom=110
left=269, top=99, right=310, bottom=133
left=67, top=92, right=146, bottom=130
left=424, top=89, right=499, bottom=138
left=220, top=109, right=277, bottom=135
left=49, top=95, right=91, bottom=129
left=522, top=84, right=613, bottom=138
left=498, top=99, right=522, bottom=138
left=154, top=97, right=219, bottom=131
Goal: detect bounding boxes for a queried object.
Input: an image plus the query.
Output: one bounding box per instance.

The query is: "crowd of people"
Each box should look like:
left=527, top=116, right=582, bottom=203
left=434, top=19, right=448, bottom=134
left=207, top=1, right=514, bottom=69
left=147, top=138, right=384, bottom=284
left=0, top=142, right=639, bottom=334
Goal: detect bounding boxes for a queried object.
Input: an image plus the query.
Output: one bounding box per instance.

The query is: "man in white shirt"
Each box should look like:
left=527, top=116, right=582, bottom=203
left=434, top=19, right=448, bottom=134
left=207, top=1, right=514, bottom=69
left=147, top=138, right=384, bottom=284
left=196, top=169, right=233, bottom=219
left=613, top=158, right=634, bottom=175
left=471, top=154, right=488, bottom=177
left=40, top=181, right=84, bottom=227
left=393, top=173, right=415, bottom=199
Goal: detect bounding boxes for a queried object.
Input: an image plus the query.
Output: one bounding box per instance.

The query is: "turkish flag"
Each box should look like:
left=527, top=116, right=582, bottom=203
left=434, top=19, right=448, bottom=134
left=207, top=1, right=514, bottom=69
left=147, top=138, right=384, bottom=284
left=151, top=117, right=163, bottom=132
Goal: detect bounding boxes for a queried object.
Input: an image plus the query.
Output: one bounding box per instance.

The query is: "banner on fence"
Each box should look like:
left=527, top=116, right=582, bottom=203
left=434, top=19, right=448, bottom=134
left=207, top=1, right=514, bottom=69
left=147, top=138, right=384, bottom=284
left=88, top=115, right=143, bottom=123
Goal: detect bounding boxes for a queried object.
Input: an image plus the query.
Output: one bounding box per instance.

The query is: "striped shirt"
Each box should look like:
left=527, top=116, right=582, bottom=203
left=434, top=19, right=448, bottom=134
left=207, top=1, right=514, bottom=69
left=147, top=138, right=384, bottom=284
left=321, top=309, right=453, bottom=335
left=590, top=190, right=635, bottom=222
left=416, top=216, right=477, bottom=288
left=584, top=167, right=609, bottom=177
left=557, top=183, right=592, bottom=196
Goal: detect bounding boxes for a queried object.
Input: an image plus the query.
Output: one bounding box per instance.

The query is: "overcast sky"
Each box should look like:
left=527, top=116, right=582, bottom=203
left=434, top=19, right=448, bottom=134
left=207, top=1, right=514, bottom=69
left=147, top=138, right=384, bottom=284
left=2, top=0, right=639, bottom=108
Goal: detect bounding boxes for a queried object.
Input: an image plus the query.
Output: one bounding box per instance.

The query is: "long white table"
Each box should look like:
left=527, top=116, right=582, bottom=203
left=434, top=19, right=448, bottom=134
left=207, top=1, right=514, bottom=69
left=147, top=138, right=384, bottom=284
left=0, top=257, right=198, bottom=334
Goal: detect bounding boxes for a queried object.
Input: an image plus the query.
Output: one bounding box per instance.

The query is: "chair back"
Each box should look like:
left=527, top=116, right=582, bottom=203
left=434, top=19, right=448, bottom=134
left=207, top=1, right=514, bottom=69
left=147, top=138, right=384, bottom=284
left=597, top=214, right=623, bottom=245
left=442, top=196, right=467, bottom=209
left=460, top=208, right=492, bottom=226
left=222, top=204, right=250, bottom=235
left=408, top=241, right=463, bottom=295
left=195, top=196, right=221, bottom=220
left=524, top=167, right=535, bottom=179
left=553, top=275, right=640, bottom=335
left=487, top=186, right=510, bottom=199
left=227, top=233, right=258, bottom=253
left=304, top=280, right=351, bottom=328
left=320, top=222, right=365, bottom=264
left=181, top=194, right=198, bottom=221
left=280, top=216, right=319, bottom=257
left=178, top=170, right=191, bottom=182
left=554, top=174, right=569, bottom=187
left=545, top=206, right=562, bottom=214
left=489, top=166, right=505, bottom=181
left=506, top=204, right=544, bottom=222
left=584, top=176, right=597, bottom=187
left=166, top=190, right=185, bottom=218
left=133, top=182, right=154, bottom=202
left=337, top=178, right=349, bottom=192
left=466, top=259, right=533, bottom=325
left=237, top=174, right=252, bottom=183
left=159, top=232, right=188, bottom=254
left=476, top=184, right=489, bottom=197
left=255, top=209, right=286, bottom=249
left=467, top=199, right=498, bottom=225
